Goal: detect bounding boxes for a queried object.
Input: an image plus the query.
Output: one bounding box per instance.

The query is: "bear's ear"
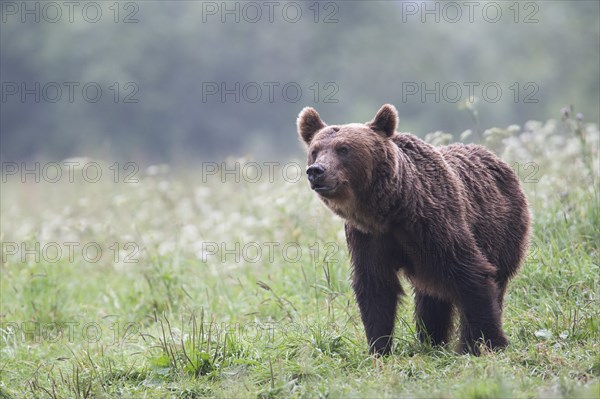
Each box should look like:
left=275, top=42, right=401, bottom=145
left=367, top=104, right=398, bottom=137
left=297, top=107, right=326, bottom=145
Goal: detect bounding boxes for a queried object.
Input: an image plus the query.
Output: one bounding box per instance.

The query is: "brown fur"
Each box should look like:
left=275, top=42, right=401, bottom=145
left=297, top=104, right=530, bottom=355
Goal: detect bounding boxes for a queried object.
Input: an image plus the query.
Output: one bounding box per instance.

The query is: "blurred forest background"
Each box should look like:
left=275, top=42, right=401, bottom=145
left=1, top=0, right=599, bottom=163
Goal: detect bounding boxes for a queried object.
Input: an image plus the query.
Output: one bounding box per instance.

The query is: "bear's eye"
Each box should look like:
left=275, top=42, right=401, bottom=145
left=336, top=146, right=349, bottom=156
left=311, top=150, right=318, bottom=160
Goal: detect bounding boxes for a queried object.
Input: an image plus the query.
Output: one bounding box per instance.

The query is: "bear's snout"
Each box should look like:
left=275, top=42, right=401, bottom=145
left=306, top=163, right=337, bottom=194
left=306, top=164, right=325, bottom=182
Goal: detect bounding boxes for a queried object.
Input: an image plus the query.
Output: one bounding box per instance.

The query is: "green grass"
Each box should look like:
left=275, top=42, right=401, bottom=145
left=1, top=116, right=599, bottom=398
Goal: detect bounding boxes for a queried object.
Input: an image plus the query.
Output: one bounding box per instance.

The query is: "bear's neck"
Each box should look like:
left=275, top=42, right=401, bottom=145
left=343, top=146, right=416, bottom=235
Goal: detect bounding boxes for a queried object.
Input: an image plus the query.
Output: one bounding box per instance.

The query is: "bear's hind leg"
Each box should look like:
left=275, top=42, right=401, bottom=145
left=414, top=292, right=454, bottom=346
left=496, top=279, right=508, bottom=310
left=455, top=283, right=508, bottom=355
left=451, top=254, right=508, bottom=355
left=457, top=306, right=508, bottom=356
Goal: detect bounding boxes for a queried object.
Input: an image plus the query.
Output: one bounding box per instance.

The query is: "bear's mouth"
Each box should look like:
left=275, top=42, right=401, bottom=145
left=311, top=183, right=338, bottom=195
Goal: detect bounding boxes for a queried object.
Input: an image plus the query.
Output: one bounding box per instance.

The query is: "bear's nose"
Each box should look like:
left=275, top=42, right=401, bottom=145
left=306, top=164, right=325, bottom=182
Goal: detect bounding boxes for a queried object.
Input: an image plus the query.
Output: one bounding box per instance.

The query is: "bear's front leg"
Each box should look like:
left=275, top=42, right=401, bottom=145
left=346, top=225, right=403, bottom=355
left=414, top=292, right=454, bottom=346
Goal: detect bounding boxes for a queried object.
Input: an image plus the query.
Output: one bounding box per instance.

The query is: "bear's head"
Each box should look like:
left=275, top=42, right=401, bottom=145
left=297, top=104, right=400, bottom=230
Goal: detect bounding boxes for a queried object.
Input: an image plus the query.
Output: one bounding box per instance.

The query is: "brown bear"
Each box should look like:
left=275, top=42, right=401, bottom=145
left=297, top=104, right=530, bottom=356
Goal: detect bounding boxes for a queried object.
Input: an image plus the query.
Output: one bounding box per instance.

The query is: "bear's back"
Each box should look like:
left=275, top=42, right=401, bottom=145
left=440, top=143, right=529, bottom=279
left=391, top=133, right=528, bottom=279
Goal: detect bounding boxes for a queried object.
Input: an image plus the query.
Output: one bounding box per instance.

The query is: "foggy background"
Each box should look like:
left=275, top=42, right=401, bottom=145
left=1, top=0, right=599, bottom=164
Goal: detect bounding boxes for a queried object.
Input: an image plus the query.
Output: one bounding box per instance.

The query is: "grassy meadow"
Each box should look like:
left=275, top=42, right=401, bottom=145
left=1, top=113, right=599, bottom=398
